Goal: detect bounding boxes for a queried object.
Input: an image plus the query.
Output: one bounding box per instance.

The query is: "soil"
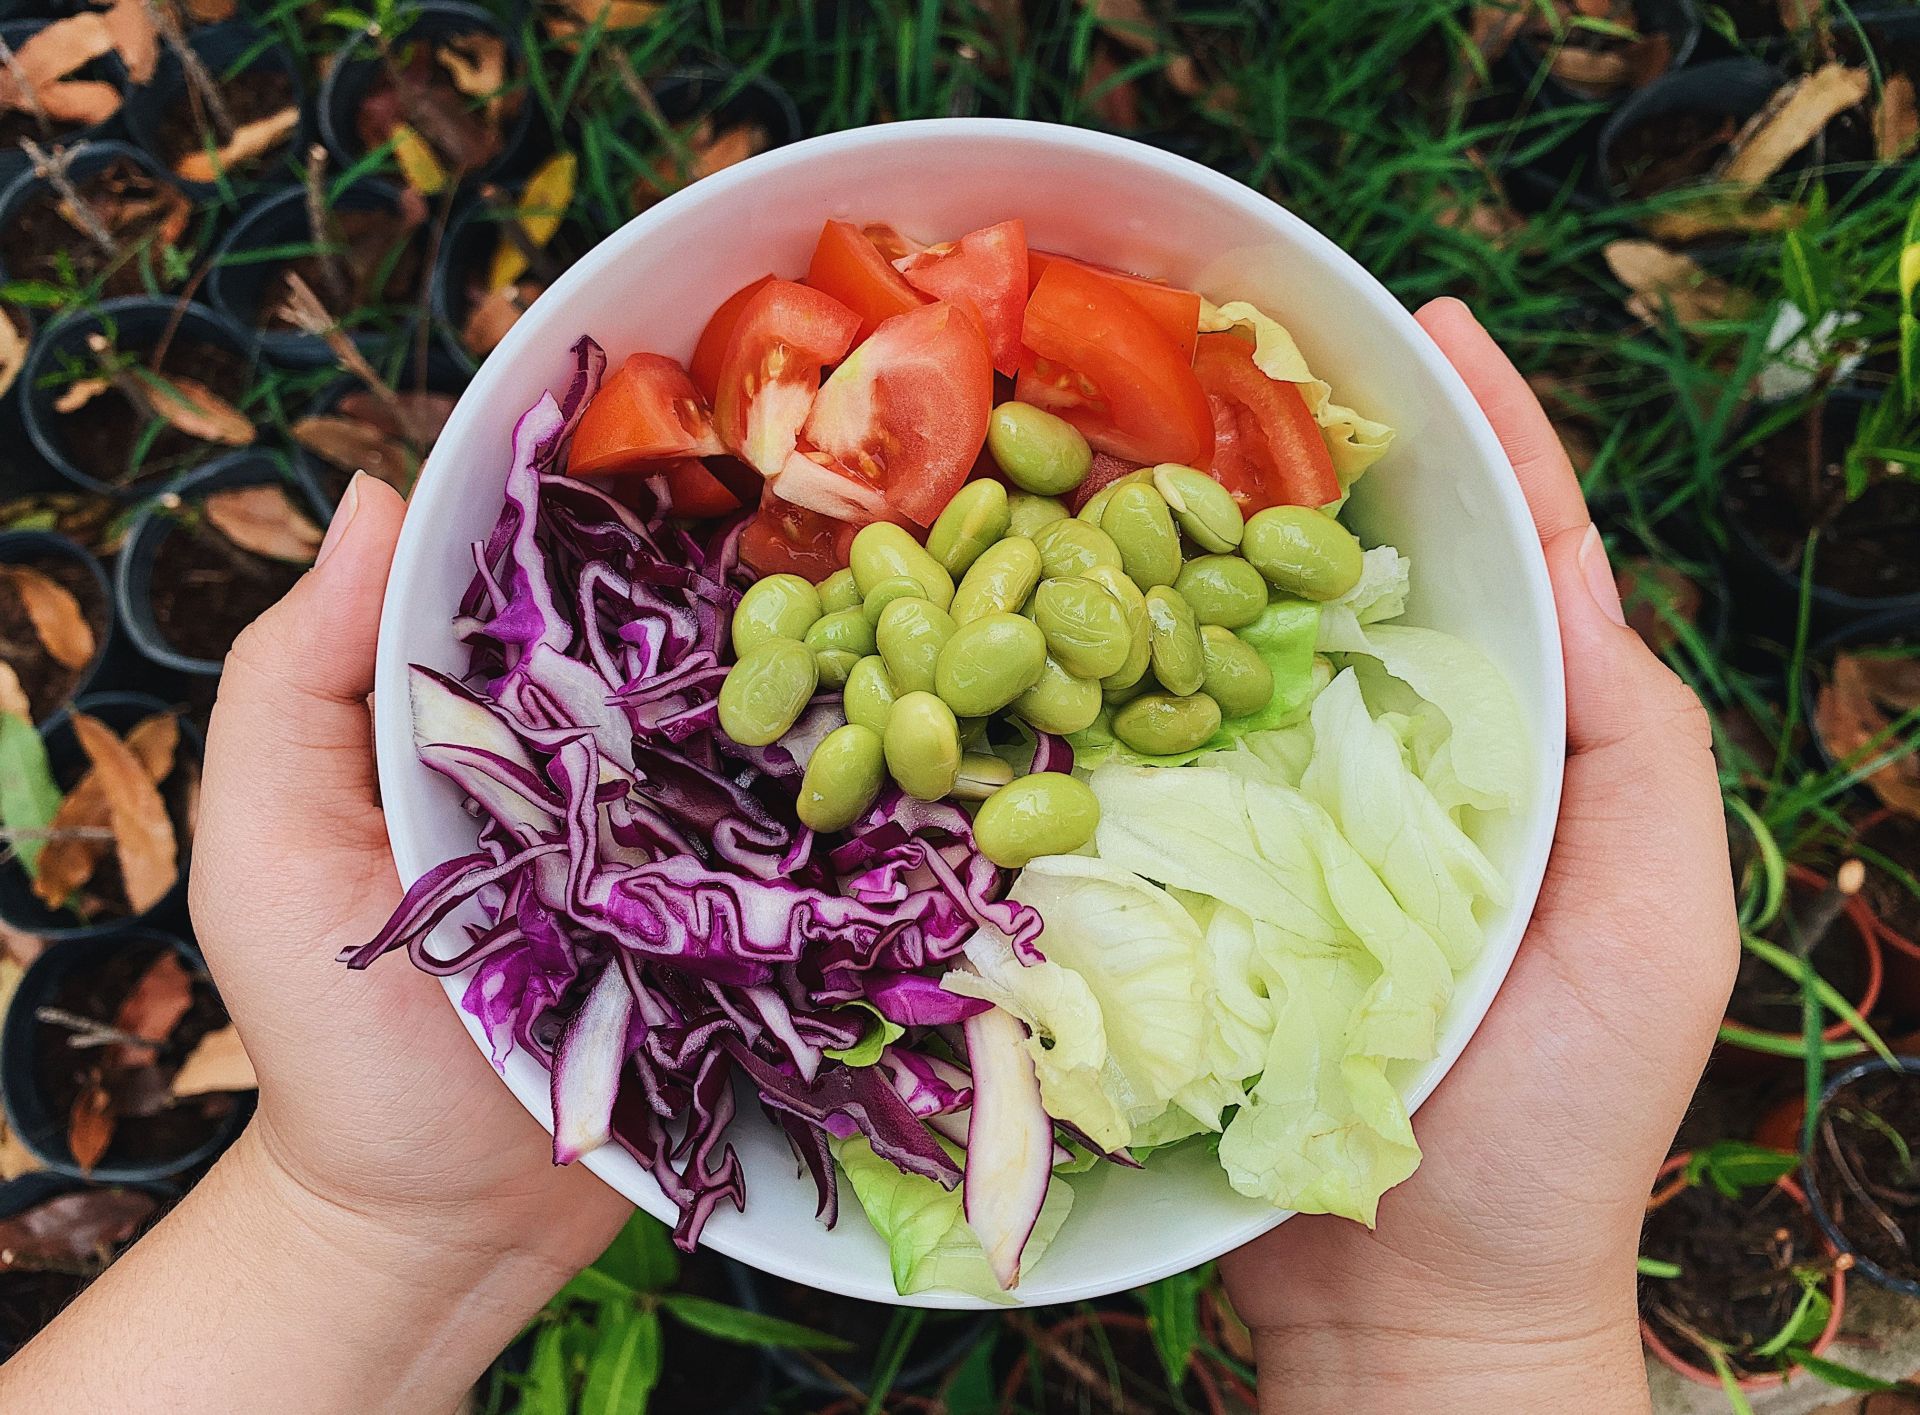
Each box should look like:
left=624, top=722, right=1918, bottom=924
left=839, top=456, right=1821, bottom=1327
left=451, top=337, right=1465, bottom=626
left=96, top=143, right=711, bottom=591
left=1810, top=1069, right=1920, bottom=1283
left=33, top=944, right=236, bottom=1168
left=1724, top=398, right=1920, bottom=602
left=1607, top=108, right=1740, bottom=198
left=37, top=724, right=196, bottom=923
left=1006, top=1313, right=1218, bottom=1413
left=1861, top=814, right=1920, bottom=949
left=50, top=341, right=252, bottom=492
left=145, top=507, right=302, bottom=663
left=0, top=554, right=104, bottom=721
left=262, top=206, right=425, bottom=331
left=650, top=1254, right=764, bottom=1413
left=1724, top=883, right=1871, bottom=1033
left=0, top=159, right=187, bottom=299
left=155, top=67, right=298, bottom=174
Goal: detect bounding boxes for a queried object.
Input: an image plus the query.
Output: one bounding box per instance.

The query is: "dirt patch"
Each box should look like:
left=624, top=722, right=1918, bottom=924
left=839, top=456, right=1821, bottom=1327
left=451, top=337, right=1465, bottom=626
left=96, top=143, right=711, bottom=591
left=49, top=341, right=252, bottom=492
left=145, top=507, right=301, bottom=663
left=0, top=556, right=103, bottom=721
left=0, top=159, right=189, bottom=299
left=154, top=67, right=297, bottom=175
left=1810, top=1068, right=1920, bottom=1284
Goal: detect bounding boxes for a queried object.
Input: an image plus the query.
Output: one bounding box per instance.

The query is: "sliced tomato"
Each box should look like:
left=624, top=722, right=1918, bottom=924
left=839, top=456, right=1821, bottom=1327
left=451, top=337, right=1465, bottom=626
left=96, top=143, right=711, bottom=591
left=739, top=496, right=855, bottom=580
left=690, top=274, right=773, bottom=403
left=1193, top=333, right=1339, bottom=509
left=796, top=301, right=993, bottom=527
left=862, top=222, right=924, bottom=262
left=569, top=353, right=726, bottom=477
left=1064, top=450, right=1145, bottom=513
left=805, top=220, right=926, bottom=341
left=1017, top=262, right=1212, bottom=468
left=894, top=219, right=1027, bottom=376
left=712, top=279, right=861, bottom=479
left=1026, top=249, right=1200, bottom=365
left=654, top=458, right=741, bottom=518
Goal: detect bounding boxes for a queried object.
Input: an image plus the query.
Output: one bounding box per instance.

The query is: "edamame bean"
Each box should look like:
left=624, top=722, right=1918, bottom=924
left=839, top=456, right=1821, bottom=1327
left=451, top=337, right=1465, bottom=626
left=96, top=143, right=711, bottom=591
left=884, top=691, right=962, bottom=801
left=1100, top=484, right=1181, bottom=589
left=1144, top=585, right=1204, bottom=696
left=731, top=574, right=822, bottom=655
left=1013, top=656, right=1103, bottom=734
left=1103, top=677, right=1150, bottom=707
left=1030, top=577, right=1133, bottom=679
left=817, top=568, right=862, bottom=614
left=876, top=598, right=956, bottom=695
left=848, top=522, right=954, bottom=608
left=1008, top=492, right=1068, bottom=538
left=1152, top=464, right=1244, bottom=553
left=1200, top=626, right=1275, bottom=719
left=797, top=724, right=885, bottom=832
left=953, top=751, right=1015, bottom=802
left=814, top=649, right=859, bottom=689
left=1032, top=517, right=1122, bottom=579
left=973, top=772, right=1101, bottom=868
left=926, top=480, right=1010, bottom=578
left=987, top=401, right=1093, bottom=495
left=1076, top=469, right=1153, bottom=524
left=804, top=607, right=877, bottom=659
left=1111, top=692, right=1221, bottom=755
left=861, top=575, right=926, bottom=626
left=934, top=612, right=1047, bottom=717
left=718, top=639, right=817, bottom=747
left=1084, top=564, right=1152, bottom=693
left=843, top=655, right=899, bottom=734
left=1241, top=506, right=1364, bottom=601
left=950, top=536, right=1042, bottom=624
left=1174, top=555, right=1268, bottom=629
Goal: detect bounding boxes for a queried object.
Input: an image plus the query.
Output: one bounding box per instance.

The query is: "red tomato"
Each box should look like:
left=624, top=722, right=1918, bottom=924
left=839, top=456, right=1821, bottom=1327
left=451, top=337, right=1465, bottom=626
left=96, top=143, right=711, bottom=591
left=1064, top=450, right=1144, bottom=513
left=894, top=219, right=1028, bottom=376
left=795, top=301, right=994, bottom=527
left=655, top=458, right=741, bottom=518
left=690, top=274, right=773, bottom=403
left=862, top=223, right=924, bottom=261
left=1017, top=262, right=1212, bottom=468
left=569, top=353, right=725, bottom=476
left=712, top=280, right=861, bottom=479
left=1192, top=333, right=1339, bottom=509
left=1026, top=250, right=1200, bottom=365
left=805, top=220, right=926, bottom=341
left=739, top=496, right=855, bottom=580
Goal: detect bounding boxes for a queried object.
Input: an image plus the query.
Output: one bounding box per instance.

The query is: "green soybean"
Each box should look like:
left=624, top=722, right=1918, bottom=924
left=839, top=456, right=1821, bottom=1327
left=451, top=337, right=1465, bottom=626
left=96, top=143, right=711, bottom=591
left=1103, top=677, right=1150, bottom=707
left=934, top=612, right=1047, bottom=717
left=1152, top=464, right=1244, bottom=553
left=1112, top=691, right=1221, bottom=755
left=1199, top=626, right=1275, bottom=719
left=1084, top=563, right=1152, bottom=693
left=884, top=691, right=962, bottom=801
left=1076, top=469, right=1153, bottom=524
left=859, top=575, right=927, bottom=627
left=1030, top=576, right=1133, bottom=679
left=1174, top=555, right=1268, bottom=629
left=972, top=773, right=1101, bottom=868
left=987, top=401, right=1093, bottom=495
left=1241, top=506, right=1364, bottom=601
left=797, top=724, right=885, bottom=832
left=804, top=607, right=877, bottom=659
left=1100, top=483, right=1181, bottom=589
left=953, top=751, right=1015, bottom=802
left=848, top=522, right=954, bottom=608
left=817, top=568, right=862, bottom=614
left=1013, top=656, right=1103, bottom=734
left=843, top=655, right=899, bottom=734
left=1144, top=585, right=1204, bottom=696
left=926, top=480, right=1010, bottom=578
left=876, top=598, right=956, bottom=696
left=731, top=574, right=822, bottom=655
left=1032, top=517, right=1122, bottom=579
left=950, top=536, right=1042, bottom=624
left=1008, top=492, right=1069, bottom=539
left=718, top=639, right=817, bottom=747
left=814, top=649, right=859, bottom=688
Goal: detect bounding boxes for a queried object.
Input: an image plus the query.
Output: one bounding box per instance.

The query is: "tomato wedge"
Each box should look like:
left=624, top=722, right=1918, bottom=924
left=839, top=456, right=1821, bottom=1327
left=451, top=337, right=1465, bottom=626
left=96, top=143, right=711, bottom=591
left=654, top=458, right=741, bottom=518
left=1064, top=450, right=1144, bottom=513
left=1192, top=333, right=1339, bottom=509
left=690, top=274, right=773, bottom=404
left=712, top=279, right=861, bottom=479
left=1026, top=249, right=1200, bottom=365
left=1017, top=262, right=1212, bottom=468
left=796, top=301, right=994, bottom=527
left=739, top=496, right=855, bottom=580
left=569, top=353, right=726, bottom=477
left=805, top=220, right=926, bottom=341
left=894, top=219, right=1027, bottom=376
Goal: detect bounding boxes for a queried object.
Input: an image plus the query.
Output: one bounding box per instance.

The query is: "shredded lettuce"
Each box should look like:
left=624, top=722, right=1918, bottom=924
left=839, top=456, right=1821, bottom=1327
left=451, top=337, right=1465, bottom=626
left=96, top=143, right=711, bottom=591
left=824, top=1002, right=907, bottom=1067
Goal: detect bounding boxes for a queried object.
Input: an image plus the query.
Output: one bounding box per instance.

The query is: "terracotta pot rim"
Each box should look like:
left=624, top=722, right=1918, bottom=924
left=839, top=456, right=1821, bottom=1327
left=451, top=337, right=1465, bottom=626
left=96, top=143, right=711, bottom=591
left=1854, top=809, right=1920, bottom=963
left=1721, top=864, right=1885, bottom=1047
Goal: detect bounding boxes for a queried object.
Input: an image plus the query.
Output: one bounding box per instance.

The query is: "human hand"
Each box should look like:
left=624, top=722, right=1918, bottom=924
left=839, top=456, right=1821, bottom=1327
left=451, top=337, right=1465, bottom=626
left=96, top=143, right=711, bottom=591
left=1219, top=299, right=1739, bottom=1412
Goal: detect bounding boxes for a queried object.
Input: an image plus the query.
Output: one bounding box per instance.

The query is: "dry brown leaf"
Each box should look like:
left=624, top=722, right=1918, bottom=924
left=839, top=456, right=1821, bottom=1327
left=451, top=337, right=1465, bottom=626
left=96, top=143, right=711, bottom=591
left=203, top=485, right=322, bottom=564
left=32, top=713, right=176, bottom=912
left=1082, top=0, right=1202, bottom=93
left=0, top=308, right=27, bottom=403
left=184, top=0, right=236, bottom=18
left=101, top=0, right=157, bottom=84
left=1719, top=64, right=1871, bottom=187
left=291, top=414, right=413, bottom=490
left=0, top=1121, right=42, bottom=1180
left=170, top=1025, right=256, bottom=1097
left=1817, top=654, right=1920, bottom=819
left=1876, top=73, right=1918, bottom=162
left=36, top=78, right=120, bottom=125
left=1604, top=239, right=1755, bottom=328
left=339, top=388, right=455, bottom=449
left=437, top=32, right=506, bottom=99
left=1616, top=560, right=1703, bottom=656
left=461, top=283, right=528, bottom=356
left=0, top=662, right=28, bottom=720
left=12, top=13, right=113, bottom=89
left=1645, top=196, right=1803, bottom=242
left=172, top=105, right=299, bottom=184
left=54, top=378, right=106, bottom=414
left=66, top=1073, right=113, bottom=1173
left=70, top=712, right=177, bottom=915
left=0, top=1186, right=153, bottom=1270
left=1777, top=0, right=1823, bottom=29
left=142, top=374, right=254, bottom=446
left=0, top=565, right=93, bottom=670
left=108, top=950, right=192, bottom=1073
left=548, top=0, right=660, bottom=30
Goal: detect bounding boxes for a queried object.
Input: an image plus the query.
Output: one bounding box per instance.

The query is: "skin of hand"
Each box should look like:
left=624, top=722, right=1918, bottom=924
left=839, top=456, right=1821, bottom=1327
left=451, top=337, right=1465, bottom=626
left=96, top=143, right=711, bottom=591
left=1220, top=299, right=1739, bottom=1412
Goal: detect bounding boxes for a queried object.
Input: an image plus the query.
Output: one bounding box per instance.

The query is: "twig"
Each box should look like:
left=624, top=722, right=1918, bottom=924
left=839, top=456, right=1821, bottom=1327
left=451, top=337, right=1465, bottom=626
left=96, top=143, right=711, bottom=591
left=1820, top=1111, right=1910, bottom=1256
left=34, top=1007, right=160, bottom=1051
left=83, top=332, right=160, bottom=412
left=275, top=271, right=414, bottom=436
left=1785, top=861, right=1863, bottom=962
left=146, top=0, right=233, bottom=141
left=0, top=827, right=116, bottom=843
left=1009, top=1315, right=1155, bottom=1415
left=303, top=144, right=349, bottom=310
left=0, top=41, right=53, bottom=138
left=21, top=141, right=115, bottom=255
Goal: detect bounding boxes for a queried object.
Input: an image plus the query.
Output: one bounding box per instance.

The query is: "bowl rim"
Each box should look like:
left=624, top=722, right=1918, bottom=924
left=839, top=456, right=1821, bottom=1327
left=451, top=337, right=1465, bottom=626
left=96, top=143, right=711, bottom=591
left=374, top=116, right=1568, bottom=1308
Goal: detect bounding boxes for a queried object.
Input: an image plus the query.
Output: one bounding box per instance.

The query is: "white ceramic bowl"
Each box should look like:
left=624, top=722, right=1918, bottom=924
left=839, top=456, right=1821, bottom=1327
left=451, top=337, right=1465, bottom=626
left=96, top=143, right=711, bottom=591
left=376, top=119, right=1567, bottom=1309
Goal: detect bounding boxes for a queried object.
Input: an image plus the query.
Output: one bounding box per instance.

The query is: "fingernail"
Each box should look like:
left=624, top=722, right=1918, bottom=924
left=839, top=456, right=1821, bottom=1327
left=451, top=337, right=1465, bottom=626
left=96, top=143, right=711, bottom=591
left=316, top=472, right=363, bottom=569
left=1577, top=523, right=1627, bottom=628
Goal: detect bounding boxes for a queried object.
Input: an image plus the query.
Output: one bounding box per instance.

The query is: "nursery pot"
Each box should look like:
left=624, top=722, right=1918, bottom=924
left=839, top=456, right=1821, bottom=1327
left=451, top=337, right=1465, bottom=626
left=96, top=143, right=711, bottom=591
left=0, top=1171, right=169, bottom=1358
left=0, top=691, right=203, bottom=941
left=1506, top=0, right=1701, bottom=109
left=1597, top=58, right=1791, bottom=203
left=745, top=1264, right=993, bottom=1396
left=113, top=450, right=331, bottom=677
left=18, top=296, right=260, bottom=500
left=1805, top=1057, right=1920, bottom=1299
left=429, top=193, right=595, bottom=376
left=0, top=928, right=246, bottom=1184
left=998, top=1311, right=1228, bottom=1415
left=0, top=18, right=124, bottom=193
left=0, top=529, right=130, bottom=722
left=289, top=353, right=467, bottom=509
left=1848, top=808, right=1920, bottom=1025
left=0, top=140, right=189, bottom=303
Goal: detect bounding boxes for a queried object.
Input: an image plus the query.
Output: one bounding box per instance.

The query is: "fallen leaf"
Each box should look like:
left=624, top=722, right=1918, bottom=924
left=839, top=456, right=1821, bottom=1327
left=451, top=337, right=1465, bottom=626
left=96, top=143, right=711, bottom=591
left=66, top=1072, right=113, bottom=1172
left=0, top=564, right=95, bottom=670
left=1604, top=239, right=1755, bottom=328
left=203, top=485, right=323, bottom=564
left=140, top=374, right=255, bottom=446
left=0, top=662, right=27, bottom=720
left=11, top=13, right=112, bottom=90
left=0, top=307, right=27, bottom=402
left=1817, top=652, right=1920, bottom=818
left=291, top=414, right=414, bottom=490
left=101, top=0, right=157, bottom=85
left=69, top=711, right=177, bottom=915
left=0, top=1187, right=154, bottom=1270
left=488, top=151, right=576, bottom=290
left=1777, top=0, right=1822, bottom=28
left=1616, top=559, right=1703, bottom=656
left=169, top=1025, right=256, bottom=1097
left=390, top=122, right=450, bottom=195
left=185, top=0, right=235, bottom=17
left=35, top=78, right=120, bottom=125
left=437, top=31, right=506, bottom=99
left=107, top=950, right=192, bottom=1072
left=1082, top=0, right=1202, bottom=94
left=461, top=282, right=529, bottom=356
left=1719, top=64, right=1872, bottom=187
left=339, top=388, right=455, bottom=448
left=1645, top=196, right=1803, bottom=242
left=173, top=105, right=299, bottom=184
left=1548, top=33, right=1670, bottom=95
left=1877, top=73, right=1918, bottom=162
left=0, top=708, right=60, bottom=878
left=0, top=1122, right=42, bottom=1180
left=547, top=0, right=661, bottom=32
left=33, top=712, right=175, bottom=912
left=54, top=378, right=107, bottom=414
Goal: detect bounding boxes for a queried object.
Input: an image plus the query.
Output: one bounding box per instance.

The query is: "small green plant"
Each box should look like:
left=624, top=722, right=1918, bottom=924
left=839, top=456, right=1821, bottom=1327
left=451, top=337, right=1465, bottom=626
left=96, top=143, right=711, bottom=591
left=1841, top=195, right=1920, bottom=497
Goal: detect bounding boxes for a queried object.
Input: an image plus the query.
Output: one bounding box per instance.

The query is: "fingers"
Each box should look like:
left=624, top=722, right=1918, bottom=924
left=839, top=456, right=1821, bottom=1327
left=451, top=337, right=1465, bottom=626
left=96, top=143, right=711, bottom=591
left=1415, top=298, right=1590, bottom=545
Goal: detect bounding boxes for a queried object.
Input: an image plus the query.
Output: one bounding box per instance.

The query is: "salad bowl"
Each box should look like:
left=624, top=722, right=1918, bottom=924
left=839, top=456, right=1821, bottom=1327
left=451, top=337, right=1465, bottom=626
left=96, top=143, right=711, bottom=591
left=374, top=118, right=1566, bottom=1308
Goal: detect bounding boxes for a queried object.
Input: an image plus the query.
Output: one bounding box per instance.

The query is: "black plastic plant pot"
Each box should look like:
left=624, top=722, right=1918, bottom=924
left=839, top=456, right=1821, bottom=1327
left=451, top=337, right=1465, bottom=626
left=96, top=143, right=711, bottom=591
left=0, top=691, right=203, bottom=941
left=316, top=1, right=541, bottom=193
left=0, top=18, right=126, bottom=193
left=113, top=450, right=330, bottom=678
left=17, top=295, right=260, bottom=500
left=290, top=352, right=468, bottom=509
left=206, top=179, right=426, bottom=370
left=1505, top=0, right=1702, bottom=110
left=0, top=300, right=49, bottom=492
left=743, top=1265, right=994, bottom=1396
left=1802, top=606, right=1920, bottom=780
left=1596, top=58, right=1789, bottom=204
left=0, top=139, right=188, bottom=302
left=0, top=529, right=130, bottom=723
left=1805, top=1056, right=1920, bottom=1300
left=429, top=193, right=594, bottom=375
left=0, top=928, right=248, bottom=1185
left=0, top=1170, right=172, bottom=1358
left=118, top=21, right=309, bottom=201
